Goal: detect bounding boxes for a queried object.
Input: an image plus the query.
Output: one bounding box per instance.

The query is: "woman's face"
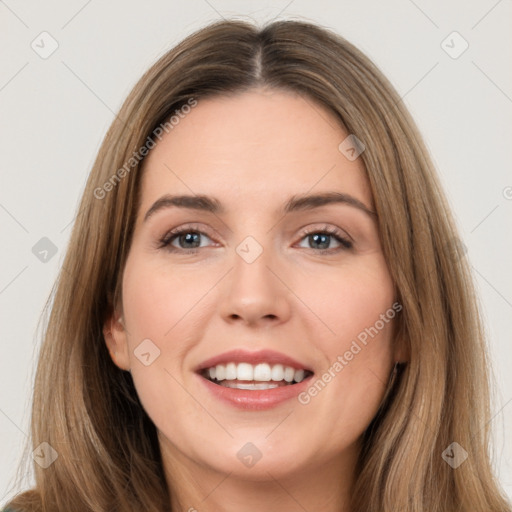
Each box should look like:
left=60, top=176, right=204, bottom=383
left=106, top=89, right=402, bottom=481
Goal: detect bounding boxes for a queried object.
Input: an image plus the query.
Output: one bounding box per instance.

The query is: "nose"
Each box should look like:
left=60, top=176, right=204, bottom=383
left=218, top=244, right=292, bottom=328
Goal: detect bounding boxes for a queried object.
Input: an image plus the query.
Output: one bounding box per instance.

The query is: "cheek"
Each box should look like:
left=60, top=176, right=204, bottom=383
left=120, top=259, right=195, bottom=430
left=119, top=258, right=188, bottom=410
left=293, top=255, right=396, bottom=421
left=121, top=256, right=193, bottom=340
left=298, top=255, right=395, bottom=348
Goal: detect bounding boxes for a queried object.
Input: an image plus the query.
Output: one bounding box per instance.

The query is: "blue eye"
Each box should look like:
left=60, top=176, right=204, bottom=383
left=157, top=225, right=353, bottom=254
left=297, top=227, right=352, bottom=251
left=159, top=229, right=213, bottom=252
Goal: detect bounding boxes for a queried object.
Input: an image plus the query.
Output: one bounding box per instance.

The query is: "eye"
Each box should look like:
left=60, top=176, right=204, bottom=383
left=157, top=225, right=215, bottom=253
left=157, top=224, right=353, bottom=254
left=297, top=225, right=353, bottom=252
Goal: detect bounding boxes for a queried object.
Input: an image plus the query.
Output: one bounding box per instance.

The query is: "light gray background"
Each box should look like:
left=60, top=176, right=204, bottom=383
left=1, top=0, right=511, bottom=504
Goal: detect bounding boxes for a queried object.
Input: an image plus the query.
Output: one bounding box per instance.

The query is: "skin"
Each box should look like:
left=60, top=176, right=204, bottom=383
left=104, top=88, right=406, bottom=512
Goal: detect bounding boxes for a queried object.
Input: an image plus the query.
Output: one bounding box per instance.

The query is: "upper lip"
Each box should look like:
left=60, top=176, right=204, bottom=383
left=196, top=349, right=313, bottom=373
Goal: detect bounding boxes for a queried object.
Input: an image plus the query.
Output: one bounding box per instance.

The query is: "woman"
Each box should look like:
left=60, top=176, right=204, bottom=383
left=4, top=19, right=511, bottom=512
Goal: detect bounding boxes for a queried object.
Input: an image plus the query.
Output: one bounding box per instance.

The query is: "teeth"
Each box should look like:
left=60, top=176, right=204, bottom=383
left=271, top=364, right=284, bottom=381
left=216, top=364, right=226, bottom=381
left=254, top=363, right=272, bottom=381
left=203, top=362, right=310, bottom=384
left=284, top=366, right=295, bottom=383
left=220, top=381, right=280, bottom=390
left=294, top=369, right=305, bottom=382
left=237, top=362, right=253, bottom=381
left=225, top=362, right=237, bottom=380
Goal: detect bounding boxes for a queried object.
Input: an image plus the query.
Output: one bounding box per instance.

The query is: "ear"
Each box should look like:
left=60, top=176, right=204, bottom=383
left=393, top=344, right=409, bottom=365
left=103, top=307, right=131, bottom=371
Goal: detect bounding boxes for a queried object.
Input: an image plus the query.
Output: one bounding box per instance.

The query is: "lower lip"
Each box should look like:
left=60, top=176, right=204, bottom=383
left=196, top=373, right=314, bottom=410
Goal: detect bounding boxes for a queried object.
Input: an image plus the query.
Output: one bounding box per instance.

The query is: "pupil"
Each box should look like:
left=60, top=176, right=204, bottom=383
left=180, top=232, right=200, bottom=248
left=177, top=232, right=332, bottom=250
left=310, top=233, right=329, bottom=249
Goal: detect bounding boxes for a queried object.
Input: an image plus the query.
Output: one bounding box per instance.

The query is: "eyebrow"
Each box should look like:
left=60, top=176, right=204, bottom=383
left=143, top=191, right=376, bottom=222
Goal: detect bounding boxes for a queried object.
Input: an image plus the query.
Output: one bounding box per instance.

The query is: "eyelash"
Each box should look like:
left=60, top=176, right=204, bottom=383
left=156, top=224, right=353, bottom=254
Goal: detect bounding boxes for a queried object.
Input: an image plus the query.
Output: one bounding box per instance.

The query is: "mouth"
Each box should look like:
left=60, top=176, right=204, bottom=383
left=199, top=362, right=314, bottom=390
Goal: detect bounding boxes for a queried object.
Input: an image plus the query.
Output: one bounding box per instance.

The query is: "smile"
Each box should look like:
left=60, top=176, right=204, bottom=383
left=202, top=362, right=312, bottom=389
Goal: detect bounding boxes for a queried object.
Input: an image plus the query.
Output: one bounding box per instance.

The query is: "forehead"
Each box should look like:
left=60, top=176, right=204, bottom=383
left=139, top=89, right=372, bottom=215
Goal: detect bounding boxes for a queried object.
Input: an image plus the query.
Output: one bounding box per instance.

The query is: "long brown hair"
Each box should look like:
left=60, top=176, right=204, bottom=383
left=5, top=19, right=511, bottom=512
